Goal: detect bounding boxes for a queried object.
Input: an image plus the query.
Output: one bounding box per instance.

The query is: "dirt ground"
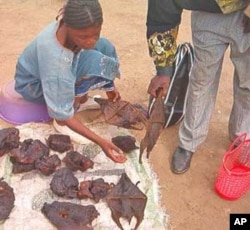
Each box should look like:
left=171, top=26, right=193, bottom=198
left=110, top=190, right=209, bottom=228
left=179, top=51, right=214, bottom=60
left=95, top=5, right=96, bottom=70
left=0, top=0, right=249, bottom=230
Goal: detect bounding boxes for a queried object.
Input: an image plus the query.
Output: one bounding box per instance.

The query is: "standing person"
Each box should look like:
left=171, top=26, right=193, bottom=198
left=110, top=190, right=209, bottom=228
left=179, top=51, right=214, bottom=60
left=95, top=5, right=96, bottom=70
left=14, top=0, right=127, bottom=163
left=146, top=0, right=250, bottom=174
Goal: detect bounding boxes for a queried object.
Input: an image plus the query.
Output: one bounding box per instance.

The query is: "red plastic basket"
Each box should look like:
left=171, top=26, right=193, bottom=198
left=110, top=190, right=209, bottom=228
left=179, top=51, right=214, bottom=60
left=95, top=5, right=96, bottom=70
left=215, top=133, right=250, bottom=200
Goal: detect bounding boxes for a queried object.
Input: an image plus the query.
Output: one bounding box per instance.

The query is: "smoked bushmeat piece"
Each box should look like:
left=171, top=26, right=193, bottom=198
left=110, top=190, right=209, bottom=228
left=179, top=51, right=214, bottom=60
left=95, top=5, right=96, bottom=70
left=50, top=167, right=79, bottom=198
left=77, top=181, right=93, bottom=200
left=0, top=179, right=15, bottom=221
left=9, top=138, right=50, bottom=174
left=42, top=201, right=99, bottom=230
left=89, top=178, right=113, bottom=202
left=62, top=151, right=94, bottom=172
left=139, top=89, right=165, bottom=163
left=0, top=127, right=20, bottom=156
left=78, top=178, right=113, bottom=202
left=94, top=98, right=147, bottom=130
left=46, top=134, right=73, bottom=153
left=111, top=135, right=138, bottom=153
left=106, top=173, right=147, bottom=230
left=10, top=158, right=35, bottom=174
left=35, top=154, right=61, bottom=176
left=9, top=138, right=49, bottom=164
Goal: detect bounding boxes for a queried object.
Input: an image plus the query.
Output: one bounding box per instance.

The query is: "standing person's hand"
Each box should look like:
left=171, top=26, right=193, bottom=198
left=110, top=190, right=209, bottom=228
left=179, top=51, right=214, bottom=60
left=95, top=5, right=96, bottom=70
left=147, top=75, right=170, bottom=98
left=99, top=139, right=127, bottom=163
left=106, top=87, right=121, bottom=102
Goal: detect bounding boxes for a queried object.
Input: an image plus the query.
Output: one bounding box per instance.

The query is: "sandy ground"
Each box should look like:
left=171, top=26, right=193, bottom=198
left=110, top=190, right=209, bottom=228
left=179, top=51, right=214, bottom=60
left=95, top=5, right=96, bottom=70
left=0, top=0, right=249, bottom=229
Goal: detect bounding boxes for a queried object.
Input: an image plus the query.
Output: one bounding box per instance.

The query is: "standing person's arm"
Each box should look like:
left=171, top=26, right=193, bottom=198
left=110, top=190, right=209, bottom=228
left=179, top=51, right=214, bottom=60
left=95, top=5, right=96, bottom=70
left=146, top=0, right=182, bottom=98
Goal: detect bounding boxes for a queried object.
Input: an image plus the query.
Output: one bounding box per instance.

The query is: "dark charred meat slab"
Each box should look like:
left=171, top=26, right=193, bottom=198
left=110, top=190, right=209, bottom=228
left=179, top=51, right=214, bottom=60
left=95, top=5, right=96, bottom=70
left=9, top=138, right=50, bottom=174
left=9, top=139, right=49, bottom=164
left=0, top=127, right=20, bottom=156
left=10, top=158, right=35, bottom=174
left=77, top=181, right=93, bottom=200
left=78, top=178, right=113, bottom=202
left=106, top=173, right=147, bottom=230
left=111, top=135, right=139, bottom=153
left=41, top=201, right=99, bottom=230
left=0, top=179, right=15, bottom=221
left=46, top=134, right=73, bottom=153
left=89, top=178, right=113, bottom=202
left=50, top=167, right=79, bottom=198
left=35, top=154, right=61, bottom=176
left=94, top=98, right=147, bottom=130
left=139, top=89, right=165, bottom=163
left=62, top=151, right=94, bottom=172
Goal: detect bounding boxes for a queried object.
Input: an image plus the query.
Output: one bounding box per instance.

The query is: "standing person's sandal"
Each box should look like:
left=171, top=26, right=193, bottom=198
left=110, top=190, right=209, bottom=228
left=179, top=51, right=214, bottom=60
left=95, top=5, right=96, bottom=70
left=171, top=146, right=193, bottom=174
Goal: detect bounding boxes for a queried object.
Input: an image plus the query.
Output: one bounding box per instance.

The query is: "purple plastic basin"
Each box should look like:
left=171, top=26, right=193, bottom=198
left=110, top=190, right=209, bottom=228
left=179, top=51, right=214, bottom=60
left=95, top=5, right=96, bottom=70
left=0, top=80, right=52, bottom=125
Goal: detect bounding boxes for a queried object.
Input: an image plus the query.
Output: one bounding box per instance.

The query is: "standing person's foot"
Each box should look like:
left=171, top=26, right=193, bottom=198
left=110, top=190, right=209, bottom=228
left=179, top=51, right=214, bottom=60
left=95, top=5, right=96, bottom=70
left=171, top=146, right=193, bottom=174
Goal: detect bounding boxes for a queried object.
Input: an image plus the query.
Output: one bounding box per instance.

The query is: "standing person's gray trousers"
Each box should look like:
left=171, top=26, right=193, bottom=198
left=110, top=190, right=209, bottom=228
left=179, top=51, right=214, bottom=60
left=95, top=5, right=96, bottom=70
left=179, top=10, right=250, bottom=153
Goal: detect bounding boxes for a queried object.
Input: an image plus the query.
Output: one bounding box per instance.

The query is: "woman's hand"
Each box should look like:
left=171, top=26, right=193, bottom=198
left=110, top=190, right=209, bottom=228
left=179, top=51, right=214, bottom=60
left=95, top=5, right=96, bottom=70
left=99, top=139, right=127, bottom=163
left=106, top=87, right=121, bottom=102
left=56, top=117, right=127, bottom=163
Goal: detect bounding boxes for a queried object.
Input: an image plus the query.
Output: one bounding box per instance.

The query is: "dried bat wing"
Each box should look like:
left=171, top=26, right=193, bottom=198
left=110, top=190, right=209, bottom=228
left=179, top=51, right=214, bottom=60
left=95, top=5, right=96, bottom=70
left=106, top=173, right=147, bottom=230
left=139, top=89, right=165, bottom=163
left=94, top=98, right=147, bottom=130
left=42, top=201, right=99, bottom=230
